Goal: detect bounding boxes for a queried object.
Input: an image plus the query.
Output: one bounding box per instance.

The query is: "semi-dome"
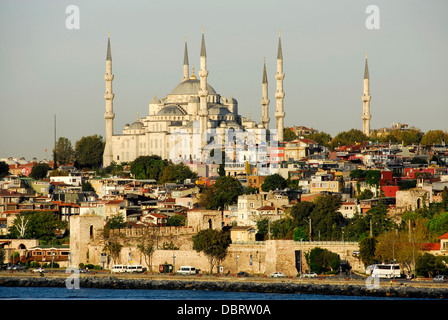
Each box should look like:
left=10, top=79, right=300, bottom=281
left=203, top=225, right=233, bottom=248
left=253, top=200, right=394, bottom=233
left=157, top=105, right=187, bottom=116
left=169, top=79, right=216, bottom=96
left=208, top=105, right=230, bottom=116
left=129, top=121, right=144, bottom=129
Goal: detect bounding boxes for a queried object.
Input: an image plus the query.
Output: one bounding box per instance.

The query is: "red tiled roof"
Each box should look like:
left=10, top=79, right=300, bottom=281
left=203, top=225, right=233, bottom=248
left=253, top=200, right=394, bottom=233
left=420, top=243, right=441, bottom=251
left=439, top=232, right=448, bottom=240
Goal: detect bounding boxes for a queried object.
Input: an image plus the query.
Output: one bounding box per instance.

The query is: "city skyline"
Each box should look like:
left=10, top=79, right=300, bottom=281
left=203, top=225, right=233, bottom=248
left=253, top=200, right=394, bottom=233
left=1, top=1, right=447, bottom=161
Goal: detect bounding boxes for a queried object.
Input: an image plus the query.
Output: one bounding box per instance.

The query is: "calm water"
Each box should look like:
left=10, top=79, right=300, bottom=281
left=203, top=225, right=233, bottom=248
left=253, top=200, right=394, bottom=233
left=0, top=286, right=433, bottom=300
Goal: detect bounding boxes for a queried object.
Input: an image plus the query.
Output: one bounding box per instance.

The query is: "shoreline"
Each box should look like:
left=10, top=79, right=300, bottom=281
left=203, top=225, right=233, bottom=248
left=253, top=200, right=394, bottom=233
left=1, top=273, right=448, bottom=299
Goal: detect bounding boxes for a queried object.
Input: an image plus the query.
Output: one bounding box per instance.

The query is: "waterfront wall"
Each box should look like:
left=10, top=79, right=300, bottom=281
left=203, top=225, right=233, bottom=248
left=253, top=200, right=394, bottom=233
left=1, top=276, right=448, bottom=299
left=69, top=216, right=361, bottom=276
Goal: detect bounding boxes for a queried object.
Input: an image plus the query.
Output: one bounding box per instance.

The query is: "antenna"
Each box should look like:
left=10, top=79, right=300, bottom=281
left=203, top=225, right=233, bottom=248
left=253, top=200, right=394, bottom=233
left=53, top=114, right=57, bottom=169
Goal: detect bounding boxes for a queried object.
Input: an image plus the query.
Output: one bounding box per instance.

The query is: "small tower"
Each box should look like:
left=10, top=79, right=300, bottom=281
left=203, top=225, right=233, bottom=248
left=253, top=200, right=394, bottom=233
left=275, top=31, right=285, bottom=142
left=183, top=36, right=189, bottom=81
left=362, top=52, right=372, bottom=136
left=198, top=28, right=209, bottom=153
left=103, top=32, right=115, bottom=167
left=261, top=57, right=270, bottom=129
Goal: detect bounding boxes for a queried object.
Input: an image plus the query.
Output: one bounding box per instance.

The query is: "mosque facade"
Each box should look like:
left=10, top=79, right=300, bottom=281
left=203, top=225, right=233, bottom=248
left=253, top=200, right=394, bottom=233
left=102, top=30, right=285, bottom=167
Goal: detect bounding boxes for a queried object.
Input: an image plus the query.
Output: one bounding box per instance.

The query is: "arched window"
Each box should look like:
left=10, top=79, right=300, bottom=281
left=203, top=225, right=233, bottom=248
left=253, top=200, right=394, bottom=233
left=90, top=225, right=94, bottom=239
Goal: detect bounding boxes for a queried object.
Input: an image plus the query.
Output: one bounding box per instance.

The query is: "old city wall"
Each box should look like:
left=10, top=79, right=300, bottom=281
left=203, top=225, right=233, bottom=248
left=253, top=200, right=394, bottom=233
left=71, top=216, right=361, bottom=275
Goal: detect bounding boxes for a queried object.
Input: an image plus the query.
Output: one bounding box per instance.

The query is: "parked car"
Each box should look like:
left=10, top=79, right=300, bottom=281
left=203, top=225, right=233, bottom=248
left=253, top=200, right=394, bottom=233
left=237, top=271, right=249, bottom=277
left=176, top=266, right=197, bottom=275
left=433, top=275, right=447, bottom=282
left=301, top=272, right=318, bottom=278
left=270, top=272, right=286, bottom=278
left=33, top=268, right=46, bottom=273
left=10, top=265, right=27, bottom=271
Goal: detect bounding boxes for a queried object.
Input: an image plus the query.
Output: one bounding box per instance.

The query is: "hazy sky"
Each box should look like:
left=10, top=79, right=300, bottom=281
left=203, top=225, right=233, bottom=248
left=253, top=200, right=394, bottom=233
left=1, top=0, right=447, bottom=161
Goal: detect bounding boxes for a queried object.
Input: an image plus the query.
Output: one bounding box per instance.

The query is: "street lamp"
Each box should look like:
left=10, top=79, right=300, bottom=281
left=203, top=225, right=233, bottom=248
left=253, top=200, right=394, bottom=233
left=173, top=254, right=176, bottom=274
left=236, top=255, right=239, bottom=273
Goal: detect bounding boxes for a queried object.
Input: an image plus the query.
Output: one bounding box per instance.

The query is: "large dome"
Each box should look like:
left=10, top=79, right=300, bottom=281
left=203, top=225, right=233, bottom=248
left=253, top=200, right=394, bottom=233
left=169, top=79, right=216, bottom=96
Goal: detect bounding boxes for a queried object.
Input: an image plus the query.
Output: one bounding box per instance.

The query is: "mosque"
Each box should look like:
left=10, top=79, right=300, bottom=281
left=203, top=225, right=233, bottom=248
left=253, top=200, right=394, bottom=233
left=102, top=30, right=286, bottom=167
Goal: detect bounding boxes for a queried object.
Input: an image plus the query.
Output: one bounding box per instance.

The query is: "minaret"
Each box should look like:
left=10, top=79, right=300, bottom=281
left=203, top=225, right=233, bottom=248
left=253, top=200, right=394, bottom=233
left=198, top=28, right=209, bottom=154
left=182, top=36, right=189, bottom=81
left=275, top=31, right=285, bottom=142
left=261, top=57, right=270, bottom=129
left=103, top=32, right=115, bottom=167
left=362, top=52, right=371, bottom=136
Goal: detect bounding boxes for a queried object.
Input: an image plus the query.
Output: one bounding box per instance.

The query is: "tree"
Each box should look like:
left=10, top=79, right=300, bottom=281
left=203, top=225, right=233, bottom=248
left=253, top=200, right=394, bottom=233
left=75, top=135, right=104, bottom=169
left=359, top=236, right=377, bottom=267
left=198, top=176, right=243, bottom=210
left=261, top=173, right=287, bottom=192
left=426, top=212, right=448, bottom=237
left=309, top=194, right=344, bottom=240
left=54, top=137, right=75, bottom=165
left=0, top=161, right=9, bottom=178
left=305, top=247, right=340, bottom=274
left=421, top=130, right=448, bottom=146
left=167, top=214, right=186, bottom=227
left=105, top=214, right=127, bottom=230
left=82, top=181, right=95, bottom=192
left=9, top=211, right=67, bottom=242
left=159, top=163, right=198, bottom=184
left=192, top=229, right=231, bottom=274
left=130, top=155, right=168, bottom=181
left=416, top=253, right=448, bottom=278
left=136, top=227, right=158, bottom=272
left=283, top=128, right=298, bottom=141
left=304, top=132, right=332, bottom=148
left=30, top=163, right=51, bottom=180
left=330, top=129, right=369, bottom=149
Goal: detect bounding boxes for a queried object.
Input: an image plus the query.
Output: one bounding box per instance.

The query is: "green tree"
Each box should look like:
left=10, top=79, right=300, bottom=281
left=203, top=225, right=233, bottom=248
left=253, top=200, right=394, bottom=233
left=330, top=129, right=369, bottom=149
left=75, top=135, right=104, bottom=169
left=359, top=236, right=377, bottom=267
left=192, top=228, right=231, bottom=274
left=82, top=181, right=95, bottom=192
left=0, top=161, right=9, bottom=178
left=306, top=247, right=340, bottom=274
left=105, top=214, right=127, bottom=230
left=261, top=173, right=287, bottom=192
left=198, top=176, right=243, bottom=210
left=426, top=212, right=448, bottom=237
left=54, top=137, right=75, bottom=165
left=159, top=163, right=198, bottom=183
left=421, top=130, right=448, bottom=146
left=30, top=163, right=51, bottom=180
left=283, top=127, right=298, bottom=141
left=167, top=214, right=186, bottom=227
left=130, top=155, right=168, bottom=181
left=9, top=211, right=67, bottom=242
left=309, top=194, right=344, bottom=240
left=304, top=132, right=332, bottom=148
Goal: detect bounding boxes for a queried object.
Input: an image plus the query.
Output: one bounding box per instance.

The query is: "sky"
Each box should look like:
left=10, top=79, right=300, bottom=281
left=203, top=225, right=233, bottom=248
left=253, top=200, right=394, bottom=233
left=0, top=0, right=447, bottom=161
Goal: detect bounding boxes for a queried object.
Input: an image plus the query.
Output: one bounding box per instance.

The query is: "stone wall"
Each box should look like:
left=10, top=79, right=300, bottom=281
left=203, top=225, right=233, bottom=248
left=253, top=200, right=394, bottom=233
left=70, top=216, right=361, bottom=275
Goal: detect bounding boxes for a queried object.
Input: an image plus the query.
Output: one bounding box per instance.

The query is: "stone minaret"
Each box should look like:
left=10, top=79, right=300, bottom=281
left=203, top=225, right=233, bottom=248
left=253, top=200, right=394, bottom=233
left=275, top=32, right=285, bottom=142
left=183, top=36, right=189, bottom=81
left=261, top=57, right=270, bottom=129
left=198, top=29, right=209, bottom=152
left=362, top=52, right=371, bottom=136
left=103, top=32, right=115, bottom=167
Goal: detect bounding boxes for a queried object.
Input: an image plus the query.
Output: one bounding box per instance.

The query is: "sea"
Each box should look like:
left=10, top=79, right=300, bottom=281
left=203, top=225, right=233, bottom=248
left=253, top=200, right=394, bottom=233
left=0, top=286, right=440, bottom=319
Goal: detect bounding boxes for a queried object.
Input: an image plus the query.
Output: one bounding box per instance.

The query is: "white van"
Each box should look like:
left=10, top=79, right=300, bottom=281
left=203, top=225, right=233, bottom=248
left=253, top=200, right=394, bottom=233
left=176, top=266, right=197, bottom=275
left=126, top=265, right=144, bottom=273
left=111, top=265, right=127, bottom=273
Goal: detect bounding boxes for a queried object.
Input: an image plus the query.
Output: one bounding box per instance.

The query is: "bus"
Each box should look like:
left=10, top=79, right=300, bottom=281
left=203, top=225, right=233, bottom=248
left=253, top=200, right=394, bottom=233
left=370, top=264, right=401, bottom=279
